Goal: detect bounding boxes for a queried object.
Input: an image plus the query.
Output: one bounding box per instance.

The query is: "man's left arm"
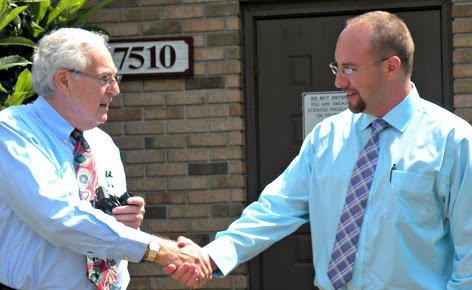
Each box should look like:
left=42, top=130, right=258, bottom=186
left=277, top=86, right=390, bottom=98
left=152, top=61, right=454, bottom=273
left=446, top=136, right=472, bottom=289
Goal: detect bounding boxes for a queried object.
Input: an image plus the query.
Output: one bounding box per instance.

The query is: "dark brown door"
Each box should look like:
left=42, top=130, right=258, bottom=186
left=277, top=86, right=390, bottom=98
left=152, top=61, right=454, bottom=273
left=247, top=6, right=449, bottom=290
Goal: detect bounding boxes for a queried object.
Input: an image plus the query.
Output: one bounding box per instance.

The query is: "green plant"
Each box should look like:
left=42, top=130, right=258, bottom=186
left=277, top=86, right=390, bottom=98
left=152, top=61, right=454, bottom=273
left=0, top=0, right=116, bottom=110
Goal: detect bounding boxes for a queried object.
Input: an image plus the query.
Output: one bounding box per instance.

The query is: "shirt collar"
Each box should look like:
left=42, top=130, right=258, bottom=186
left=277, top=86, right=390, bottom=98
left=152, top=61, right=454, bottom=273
left=32, top=96, right=75, bottom=142
left=358, top=82, right=421, bottom=133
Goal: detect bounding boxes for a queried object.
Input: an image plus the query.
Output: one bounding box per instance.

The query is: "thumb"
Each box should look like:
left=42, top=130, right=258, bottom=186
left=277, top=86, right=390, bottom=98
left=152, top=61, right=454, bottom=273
left=177, top=236, right=194, bottom=248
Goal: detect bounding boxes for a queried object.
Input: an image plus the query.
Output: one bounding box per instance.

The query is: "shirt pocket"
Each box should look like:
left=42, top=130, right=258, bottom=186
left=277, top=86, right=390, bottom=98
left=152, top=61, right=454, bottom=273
left=390, top=170, right=435, bottom=224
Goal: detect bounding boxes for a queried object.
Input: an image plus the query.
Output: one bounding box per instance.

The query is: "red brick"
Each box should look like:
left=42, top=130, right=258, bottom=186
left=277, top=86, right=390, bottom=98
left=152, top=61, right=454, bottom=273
left=141, top=0, right=181, bottom=5
left=114, top=136, right=145, bottom=149
left=123, top=93, right=165, bottom=106
left=455, top=94, right=472, bottom=107
left=229, top=131, right=244, bottom=145
left=165, top=91, right=205, bottom=105
left=182, top=18, right=225, bottom=32
left=190, top=218, right=230, bottom=231
left=168, top=204, right=210, bottom=218
left=124, top=121, right=165, bottom=134
left=144, top=79, right=184, bottom=91
left=209, top=118, right=244, bottom=132
left=127, top=177, right=166, bottom=191
left=147, top=191, right=186, bottom=205
left=193, top=62, right=206, bottom=75
left=120, top=7, right=160, bottom=21
left=167, top=148, right=207, bottom=162
left=124, top=164, right=145, bottom=177
left=454, top=64, right=472, bottom=77
left=146, top=163, right=187, bottom=176
left=142, top=20, right=181, bottom=35
left=187, top=134, right=227, bottom=147
left=226, top=16, right=241, bottom=30
left=455, top=78, right=472, bottom=93
left=227, top=74, right=242, bottom=88
left=194, top=47, right=225, bottom=61
left=147, top=220, right=189, bottom=234
left=229, top=103, right=243, bottom=116
left=118, top=79, right=142, bottom=93
left=454, top=34, right=472, bottom=48
left=145, top=135, right=186, bottom=149
left=144, top=107, right=184, bottom=120
left=453, top=19, right=472, bottom=33
left=229, top=160, right=245, bottom=174
left=188, top=189, right=230, bottom=203
left=208, top=89, right=243, bottom=103
left=187, top=104, right=228, bottom=118
left=99, top=22, right=141, bottom=37
left=163, top=5, right=204, bottom=19
left=454, top=48, right=472, bottom=63
left=210, top=175, right=245, bottom=188
left=84, top=8, right=120, bottom=23
left=110, top=95, right=122, bottom=108
left=108, top=108, right=141, bottom=121
left=168, top=176, right=208, bottom=190
left=208, top=60, right=241, bottom=75
left=100, top=122, right=123, bottom=136
left=125, top=149, right=165, bottom=163
left=231, top=188, right=246, bottom=202
left=453, top=3, right=472, bottom=17
left=167, top=119, right=208, bottom=133
left=225, top=46, right=241, bottom=59
left=209, top=146, right=244, bottom=160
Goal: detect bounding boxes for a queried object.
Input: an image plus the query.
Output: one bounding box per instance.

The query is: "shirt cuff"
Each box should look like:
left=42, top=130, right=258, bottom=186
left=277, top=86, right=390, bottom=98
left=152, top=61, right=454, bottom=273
left=203, top=237, right=240, bottom=277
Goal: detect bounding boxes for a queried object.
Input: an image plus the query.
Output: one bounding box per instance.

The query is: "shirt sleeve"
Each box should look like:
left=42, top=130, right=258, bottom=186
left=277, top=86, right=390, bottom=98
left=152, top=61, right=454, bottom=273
left=0, top=123, right=151, bottom=263
left=446, top=132, right=472, bottom=289
left=204, top=132, right=315, bottom=276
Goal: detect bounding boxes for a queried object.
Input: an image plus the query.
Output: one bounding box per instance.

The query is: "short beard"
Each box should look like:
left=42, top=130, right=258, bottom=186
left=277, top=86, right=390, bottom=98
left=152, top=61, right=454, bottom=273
left=348, top=96, right=366, bottom=113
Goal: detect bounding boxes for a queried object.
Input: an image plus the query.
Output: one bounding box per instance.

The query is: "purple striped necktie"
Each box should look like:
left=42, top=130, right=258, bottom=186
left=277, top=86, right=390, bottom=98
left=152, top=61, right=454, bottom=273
left=327, top=118, right=388, bottom=289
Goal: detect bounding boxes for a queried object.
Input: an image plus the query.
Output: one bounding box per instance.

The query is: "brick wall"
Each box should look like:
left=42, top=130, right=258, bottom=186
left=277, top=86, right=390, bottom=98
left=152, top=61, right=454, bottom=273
left=86, top=0, right=472, bottom=289
left=87, top=1, right=246, bottom=289
left=453, top=0, right=472, bottom=120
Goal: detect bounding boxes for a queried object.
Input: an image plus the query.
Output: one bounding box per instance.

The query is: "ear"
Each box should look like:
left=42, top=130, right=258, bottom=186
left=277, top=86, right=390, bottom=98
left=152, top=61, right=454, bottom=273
left=54, top=69, right=71, bottom=96
left=385, top=56, right=402, bottom=80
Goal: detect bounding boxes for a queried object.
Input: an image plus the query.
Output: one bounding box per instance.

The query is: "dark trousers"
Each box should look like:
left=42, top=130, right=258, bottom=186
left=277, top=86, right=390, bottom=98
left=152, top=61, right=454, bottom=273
left=0, top=283, right=14, bottom=289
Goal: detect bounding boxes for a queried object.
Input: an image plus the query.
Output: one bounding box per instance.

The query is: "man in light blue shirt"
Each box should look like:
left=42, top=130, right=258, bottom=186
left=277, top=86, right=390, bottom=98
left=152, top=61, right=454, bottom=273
left=166, top=11, right=472, bottom=289
left=0, top=28, right=211, bottom=289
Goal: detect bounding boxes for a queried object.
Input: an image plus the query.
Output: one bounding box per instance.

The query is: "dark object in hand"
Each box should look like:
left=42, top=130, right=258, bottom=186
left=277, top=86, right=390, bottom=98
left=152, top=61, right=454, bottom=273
left=94, top=186, right=135, bottom=215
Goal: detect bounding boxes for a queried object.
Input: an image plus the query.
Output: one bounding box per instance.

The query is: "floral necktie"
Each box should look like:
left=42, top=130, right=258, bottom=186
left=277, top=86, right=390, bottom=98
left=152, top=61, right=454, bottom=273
left=72, top=129, right=118, bottom=290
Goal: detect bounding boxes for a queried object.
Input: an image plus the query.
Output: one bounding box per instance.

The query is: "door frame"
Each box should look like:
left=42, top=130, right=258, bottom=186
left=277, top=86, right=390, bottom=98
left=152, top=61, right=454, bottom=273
left=241, top=0, right=451, bottom=289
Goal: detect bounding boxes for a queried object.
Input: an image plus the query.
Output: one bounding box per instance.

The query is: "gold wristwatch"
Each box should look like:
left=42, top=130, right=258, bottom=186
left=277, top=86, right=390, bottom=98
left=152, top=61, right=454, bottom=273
left=144, top=239, right=161, bottom=262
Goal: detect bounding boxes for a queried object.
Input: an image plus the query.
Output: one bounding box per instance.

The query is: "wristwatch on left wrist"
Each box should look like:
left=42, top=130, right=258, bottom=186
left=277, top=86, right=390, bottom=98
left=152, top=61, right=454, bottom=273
left=143, top=239, right=161, bottom=262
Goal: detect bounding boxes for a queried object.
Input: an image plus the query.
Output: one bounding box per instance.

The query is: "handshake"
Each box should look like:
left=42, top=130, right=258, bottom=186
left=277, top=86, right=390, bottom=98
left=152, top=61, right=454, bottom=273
left=146, top=236, right=215, bottom=289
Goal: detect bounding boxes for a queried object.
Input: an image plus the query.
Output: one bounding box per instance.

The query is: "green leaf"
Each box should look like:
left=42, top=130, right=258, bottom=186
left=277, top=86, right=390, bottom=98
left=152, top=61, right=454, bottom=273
left=30, top=20, right=45, bottom=37
left=74, top=0, right=116, bottom=24
left=0, top=5, right=28, bottom=32
left=0, top=82, right=8, bottom=94
left=46, top=0, right=86, bottom=27
left=5, top=68, right=34, bottom=107
left=21, top=0, right=51, bottom=23
left=0, top=0, right=7, bottom=16
left=0, top=36, right=36, bottom=47
left=0, top=55, right=32, bottom=70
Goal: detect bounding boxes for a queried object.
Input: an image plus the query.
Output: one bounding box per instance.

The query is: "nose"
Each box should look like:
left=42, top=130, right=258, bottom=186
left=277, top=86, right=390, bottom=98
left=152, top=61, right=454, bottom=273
left=107, top=80, right=120, bottom=96
left=334, top=72, right=349, bottom=90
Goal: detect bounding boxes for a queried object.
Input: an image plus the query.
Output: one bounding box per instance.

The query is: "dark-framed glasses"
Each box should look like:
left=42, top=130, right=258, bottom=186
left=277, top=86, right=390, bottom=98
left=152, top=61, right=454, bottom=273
left=68, top=69, right=122, bottom=87
left=329, top=56, right=391, bottom=77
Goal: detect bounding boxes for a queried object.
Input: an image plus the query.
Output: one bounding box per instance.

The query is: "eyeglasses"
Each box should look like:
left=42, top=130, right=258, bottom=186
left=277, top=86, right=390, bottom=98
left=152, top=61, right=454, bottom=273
left=68, top=69, right=122, bottom=87
left=329, top=56, right=391, bottom=77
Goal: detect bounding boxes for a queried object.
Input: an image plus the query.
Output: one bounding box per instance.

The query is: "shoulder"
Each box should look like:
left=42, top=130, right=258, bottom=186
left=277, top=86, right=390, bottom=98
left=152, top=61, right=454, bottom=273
left=418, top=98, right=472, bottom=144
left=0, top=104, right=34, bottom=138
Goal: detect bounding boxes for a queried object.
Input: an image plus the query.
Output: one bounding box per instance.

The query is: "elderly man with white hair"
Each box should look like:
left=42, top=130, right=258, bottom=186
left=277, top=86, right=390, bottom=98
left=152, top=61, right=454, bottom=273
left=0, top=28, right=211, bottom=290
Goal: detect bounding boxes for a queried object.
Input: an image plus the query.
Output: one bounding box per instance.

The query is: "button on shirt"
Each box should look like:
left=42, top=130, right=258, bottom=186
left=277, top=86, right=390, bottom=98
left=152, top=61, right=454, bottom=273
left=204, top=84, right=472, bottom=289
left=0, top=96, right=153, bottom=289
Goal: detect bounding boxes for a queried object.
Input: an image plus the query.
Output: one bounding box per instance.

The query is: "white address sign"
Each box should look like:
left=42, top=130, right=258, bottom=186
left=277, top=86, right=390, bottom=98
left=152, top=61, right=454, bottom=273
left=109, top=37, right=193, bottom=77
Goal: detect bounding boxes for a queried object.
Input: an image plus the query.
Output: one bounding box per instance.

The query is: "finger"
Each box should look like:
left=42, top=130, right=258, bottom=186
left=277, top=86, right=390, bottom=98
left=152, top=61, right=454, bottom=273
left=181, top=265, right=198, bottom=287
left=177, top=236, right=195, bottom=247
left=114, top=213, right=143, bottom=222
left=113, top=204, right=143, bottom=215
left=125, top=196, right=145, bottom=206
left=171, top=263, right=190, bottom=280
left=163, top=264, right=177, bottom=275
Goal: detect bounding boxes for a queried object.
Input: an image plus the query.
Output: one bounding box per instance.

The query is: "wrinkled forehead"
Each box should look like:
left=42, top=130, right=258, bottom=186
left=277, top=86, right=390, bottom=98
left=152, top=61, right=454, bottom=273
left=86, top=46, right=117, bottom=74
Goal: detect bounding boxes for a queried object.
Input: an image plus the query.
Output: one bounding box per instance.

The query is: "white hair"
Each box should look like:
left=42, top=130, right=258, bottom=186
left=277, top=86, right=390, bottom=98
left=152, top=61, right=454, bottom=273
left=32, top=28, right=109, bottom=97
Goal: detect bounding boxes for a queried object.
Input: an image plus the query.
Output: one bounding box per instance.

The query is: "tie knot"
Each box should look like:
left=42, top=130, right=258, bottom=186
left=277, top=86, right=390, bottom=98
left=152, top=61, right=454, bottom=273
left=371, top=119, right=388, bottom=135
left=71, top=129, right=90, bottom=149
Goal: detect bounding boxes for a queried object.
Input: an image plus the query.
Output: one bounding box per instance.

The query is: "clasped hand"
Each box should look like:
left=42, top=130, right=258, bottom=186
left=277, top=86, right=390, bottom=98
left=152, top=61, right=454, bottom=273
left=163, top=236, right=213, bottom=289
